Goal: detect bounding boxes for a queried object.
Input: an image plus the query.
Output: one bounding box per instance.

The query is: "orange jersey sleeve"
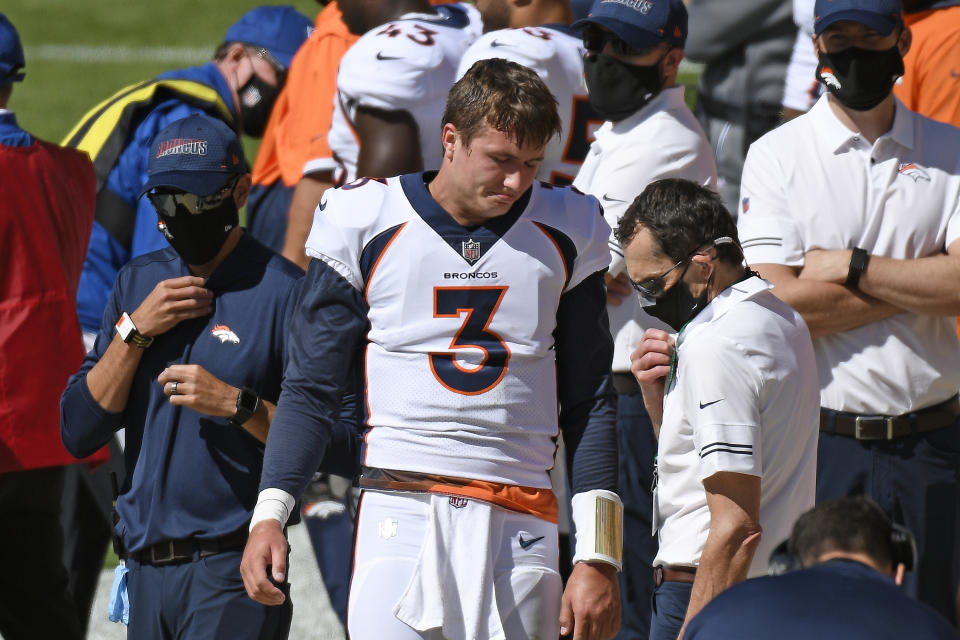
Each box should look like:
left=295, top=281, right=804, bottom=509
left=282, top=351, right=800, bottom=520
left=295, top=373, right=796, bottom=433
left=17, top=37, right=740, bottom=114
left=895, top=6, right=960, bottom=128
left=251, top=1, right=360, bottom=187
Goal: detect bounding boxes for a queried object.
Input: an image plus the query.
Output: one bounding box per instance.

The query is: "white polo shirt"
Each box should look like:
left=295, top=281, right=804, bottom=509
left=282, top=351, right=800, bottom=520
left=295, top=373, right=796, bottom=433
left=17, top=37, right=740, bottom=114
left=573, top=86, right=718, bottom=373
left=739, top=95, right=960, bottom=414
left=653, top=277, right=819, bottom=578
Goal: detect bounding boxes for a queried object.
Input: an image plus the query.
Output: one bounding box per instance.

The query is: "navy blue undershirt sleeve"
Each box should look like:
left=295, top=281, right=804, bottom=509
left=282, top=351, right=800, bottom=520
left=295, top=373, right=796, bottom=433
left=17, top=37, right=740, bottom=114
left=259, top=258, right=369, bottom=498
left=556, top=270, right=619, bottom=495
left=60, top=268, right=128, bottom=458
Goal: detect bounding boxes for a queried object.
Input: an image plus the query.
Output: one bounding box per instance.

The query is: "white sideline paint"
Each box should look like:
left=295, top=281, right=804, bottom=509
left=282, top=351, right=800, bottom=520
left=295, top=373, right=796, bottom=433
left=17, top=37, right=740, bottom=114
left=24, top=44, right=705, bottom=72
left=24, top=44, right=212, bottom=64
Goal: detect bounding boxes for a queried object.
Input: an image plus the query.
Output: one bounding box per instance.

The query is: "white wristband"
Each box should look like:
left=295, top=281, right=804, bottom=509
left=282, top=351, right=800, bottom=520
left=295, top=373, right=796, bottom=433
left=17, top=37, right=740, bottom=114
left=571, top=489, right=624, bottom=571
left=249, top=488, right=297, bottom=531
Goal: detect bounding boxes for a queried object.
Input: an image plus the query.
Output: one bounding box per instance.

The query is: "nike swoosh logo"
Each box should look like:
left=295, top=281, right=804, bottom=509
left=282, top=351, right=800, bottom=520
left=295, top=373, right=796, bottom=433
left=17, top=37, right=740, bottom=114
left=518, top=534, right=545, bottom=550
left=951, top=70, right=960, bottom=78
left=602, top=193, right=626, bottom=202
left=376, top=51, right=403, bottom=60
left=490, top=39, right=510, bottom=48
left=318, top=198, right=327, bottom=211
left=699, top=399, right=724, bottom=409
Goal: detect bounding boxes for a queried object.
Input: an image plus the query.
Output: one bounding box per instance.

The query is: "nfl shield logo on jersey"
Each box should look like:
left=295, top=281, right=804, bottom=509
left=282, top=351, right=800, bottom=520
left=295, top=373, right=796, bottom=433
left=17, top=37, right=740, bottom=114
left=462, top=239, right=481, bottom=264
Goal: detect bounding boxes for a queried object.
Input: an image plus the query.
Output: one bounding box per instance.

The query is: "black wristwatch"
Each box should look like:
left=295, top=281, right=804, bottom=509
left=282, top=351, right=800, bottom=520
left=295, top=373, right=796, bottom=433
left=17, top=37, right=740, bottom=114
left=229, top=387, right=260, bottom=426
left=845, top=247, right=870, bottom=290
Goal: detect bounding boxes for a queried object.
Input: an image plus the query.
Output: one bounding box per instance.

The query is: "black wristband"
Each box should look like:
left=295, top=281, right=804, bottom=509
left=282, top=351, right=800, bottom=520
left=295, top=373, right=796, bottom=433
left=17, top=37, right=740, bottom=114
left=845, top=247, right=870, bottom=289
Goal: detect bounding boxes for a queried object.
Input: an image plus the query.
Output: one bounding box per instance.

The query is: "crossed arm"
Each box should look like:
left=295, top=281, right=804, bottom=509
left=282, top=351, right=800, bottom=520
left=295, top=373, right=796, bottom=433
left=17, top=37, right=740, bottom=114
left=754, top=238, right=960, bottom=338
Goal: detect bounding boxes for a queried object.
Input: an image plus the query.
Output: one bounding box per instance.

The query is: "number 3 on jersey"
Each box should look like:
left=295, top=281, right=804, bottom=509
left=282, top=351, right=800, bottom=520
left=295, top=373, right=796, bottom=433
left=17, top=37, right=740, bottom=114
left=429, top=286, right=510, bottom=395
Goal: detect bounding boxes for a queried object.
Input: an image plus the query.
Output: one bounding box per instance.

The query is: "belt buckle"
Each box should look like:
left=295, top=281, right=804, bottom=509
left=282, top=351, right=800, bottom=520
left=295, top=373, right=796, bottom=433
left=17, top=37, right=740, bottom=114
left=854, top=415, right=895, bottom=440
left=653, top=566, right=664, bottom=586
left=150, top=540, right=177, bottom=565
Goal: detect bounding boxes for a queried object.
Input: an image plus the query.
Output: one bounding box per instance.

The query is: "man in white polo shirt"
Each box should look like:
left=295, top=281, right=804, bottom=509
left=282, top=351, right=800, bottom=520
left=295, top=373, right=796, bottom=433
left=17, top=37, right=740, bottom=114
left=621, top=178, right=819, bottom=640
left=571, top=2, right=717, bottom=636
left=738, top=0, right=960, bottom=624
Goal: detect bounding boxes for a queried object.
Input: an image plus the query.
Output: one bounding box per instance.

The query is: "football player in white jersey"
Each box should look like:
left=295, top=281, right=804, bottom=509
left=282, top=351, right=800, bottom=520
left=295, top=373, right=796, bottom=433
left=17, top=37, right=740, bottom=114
left=242, top=59, right=623, bottom=640
left=328, top=0, right=478, bottom=184
left=457, top=0, right=602, bottom=185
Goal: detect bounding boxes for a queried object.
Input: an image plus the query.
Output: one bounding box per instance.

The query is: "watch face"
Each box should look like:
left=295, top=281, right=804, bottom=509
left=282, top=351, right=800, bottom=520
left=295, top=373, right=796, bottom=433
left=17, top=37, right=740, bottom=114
left=238, top=389, right=259, bottom=413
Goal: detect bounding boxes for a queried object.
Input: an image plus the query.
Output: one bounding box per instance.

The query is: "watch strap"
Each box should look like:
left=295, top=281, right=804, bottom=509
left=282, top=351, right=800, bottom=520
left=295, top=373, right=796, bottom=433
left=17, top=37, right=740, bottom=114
left=229, top=387, right=260, bottom=426
left=845, top=247, right=870, bottom=290
left=115, top=312, right=153, bottom=348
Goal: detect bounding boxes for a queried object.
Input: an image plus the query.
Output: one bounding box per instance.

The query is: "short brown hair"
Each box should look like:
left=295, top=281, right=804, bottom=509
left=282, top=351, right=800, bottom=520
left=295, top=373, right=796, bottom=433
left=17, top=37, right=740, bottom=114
left=442, top=58, right=561, bottom=150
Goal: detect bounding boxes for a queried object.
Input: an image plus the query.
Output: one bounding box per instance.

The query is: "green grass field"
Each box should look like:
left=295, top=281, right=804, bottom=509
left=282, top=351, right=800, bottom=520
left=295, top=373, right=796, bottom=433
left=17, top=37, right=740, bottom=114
left=5, top=0, right=319, bottom=161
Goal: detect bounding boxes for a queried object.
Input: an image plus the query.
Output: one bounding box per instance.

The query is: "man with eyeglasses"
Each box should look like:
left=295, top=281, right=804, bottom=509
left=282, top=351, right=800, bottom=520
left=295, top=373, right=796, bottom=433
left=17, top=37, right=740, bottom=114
left=620, top=179, right=819, bottom=640
left=570, top=1, right=717, bottom=637
left=739, top=0, right=960, bottom=624
left=60, top=114, right=306, bottom=639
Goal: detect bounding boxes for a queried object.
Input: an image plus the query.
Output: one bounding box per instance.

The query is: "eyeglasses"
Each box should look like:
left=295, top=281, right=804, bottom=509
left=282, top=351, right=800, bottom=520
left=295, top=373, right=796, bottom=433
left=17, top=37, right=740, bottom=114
left=630, top=237, right=736, bottom=305
left=148, top=176, right=238, bottom=217
left=630, top=257, right=693, bottom=306
left=582, top=25, right=644, bottom=58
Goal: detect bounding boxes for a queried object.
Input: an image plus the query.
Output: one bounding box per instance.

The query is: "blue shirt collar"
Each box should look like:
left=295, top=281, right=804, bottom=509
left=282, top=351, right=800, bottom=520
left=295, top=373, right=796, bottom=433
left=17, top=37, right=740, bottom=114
left=0, top=110, right=34, bottom=148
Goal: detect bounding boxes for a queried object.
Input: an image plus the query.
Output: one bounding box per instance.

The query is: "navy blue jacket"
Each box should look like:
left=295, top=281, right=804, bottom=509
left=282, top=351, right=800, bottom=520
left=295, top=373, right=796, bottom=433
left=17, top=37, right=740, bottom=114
left=686, top=559, right=957, bottom=639
left=61, top=233, right=302, bottom=551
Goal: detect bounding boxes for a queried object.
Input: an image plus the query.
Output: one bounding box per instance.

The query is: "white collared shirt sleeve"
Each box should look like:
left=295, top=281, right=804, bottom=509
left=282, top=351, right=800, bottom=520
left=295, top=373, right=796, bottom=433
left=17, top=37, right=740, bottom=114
left=682, top=335, right=763, bottom=480
left=738, top=140, right=805, bottom=267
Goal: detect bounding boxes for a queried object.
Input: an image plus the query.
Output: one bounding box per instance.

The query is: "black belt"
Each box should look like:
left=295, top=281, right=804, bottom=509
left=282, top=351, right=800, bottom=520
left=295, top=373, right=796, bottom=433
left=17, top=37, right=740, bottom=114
left=612, top=372, right=640, bottom=395
left=130, top=527, right=249, bottom=566
left=819, top=394, right=960, bottom=441
left=654, top=565, right=697, bottom=586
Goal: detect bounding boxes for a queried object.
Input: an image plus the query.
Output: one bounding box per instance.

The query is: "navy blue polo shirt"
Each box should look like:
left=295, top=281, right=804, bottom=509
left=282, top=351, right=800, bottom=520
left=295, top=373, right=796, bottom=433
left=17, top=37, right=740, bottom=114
left=685, top=559, right=957, bottom=639
left=61, top=233, right=303, bottom=551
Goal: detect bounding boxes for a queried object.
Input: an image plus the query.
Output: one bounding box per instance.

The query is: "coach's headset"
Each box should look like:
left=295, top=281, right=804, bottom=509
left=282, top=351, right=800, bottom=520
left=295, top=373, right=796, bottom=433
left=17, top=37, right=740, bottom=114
left=767, top=521, right=917, bottom=576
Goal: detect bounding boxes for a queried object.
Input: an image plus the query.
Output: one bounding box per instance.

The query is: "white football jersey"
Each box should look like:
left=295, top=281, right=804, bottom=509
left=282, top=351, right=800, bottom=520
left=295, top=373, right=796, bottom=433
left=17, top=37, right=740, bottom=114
left=456, top=25, right=601, bottom=185
left=305, top=175, right=611, bottom=489
left=329, top=4, right=478, bottom=184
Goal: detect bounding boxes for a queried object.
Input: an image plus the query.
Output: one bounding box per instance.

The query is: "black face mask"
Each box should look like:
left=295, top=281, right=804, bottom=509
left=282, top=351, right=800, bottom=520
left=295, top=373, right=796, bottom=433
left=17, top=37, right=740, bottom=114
left=238, top=74, right=281, bottom=137
left=816, top=45, right=904, bottom=111
left=642, top=267, right=710, bottom=332
left=583, top=52, right=663, bottom=122
left=158, top=198, right=239, bottom=266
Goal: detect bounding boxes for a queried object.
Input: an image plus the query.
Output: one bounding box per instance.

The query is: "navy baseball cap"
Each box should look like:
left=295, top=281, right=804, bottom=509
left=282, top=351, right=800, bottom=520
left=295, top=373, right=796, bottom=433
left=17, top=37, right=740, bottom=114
left=224, top=5, right=312, bottom=70
left=141, top=114, right=246, bottom=197
left=814, top=0, right=904, bottom=36
left=0, top=13, right=25, bottom=85
left=573, top=0, right=688, bottom=50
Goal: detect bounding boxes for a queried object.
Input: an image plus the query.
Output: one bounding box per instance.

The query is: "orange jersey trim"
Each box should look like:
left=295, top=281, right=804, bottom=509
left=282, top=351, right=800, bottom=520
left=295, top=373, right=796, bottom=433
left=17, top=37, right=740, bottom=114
left=360, top=468, right=559, bottom=523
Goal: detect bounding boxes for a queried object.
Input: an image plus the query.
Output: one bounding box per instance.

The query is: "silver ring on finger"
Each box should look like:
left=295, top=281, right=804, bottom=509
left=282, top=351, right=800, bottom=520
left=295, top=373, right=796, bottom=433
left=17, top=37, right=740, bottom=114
left=171, top=381, right=179, bottom=395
